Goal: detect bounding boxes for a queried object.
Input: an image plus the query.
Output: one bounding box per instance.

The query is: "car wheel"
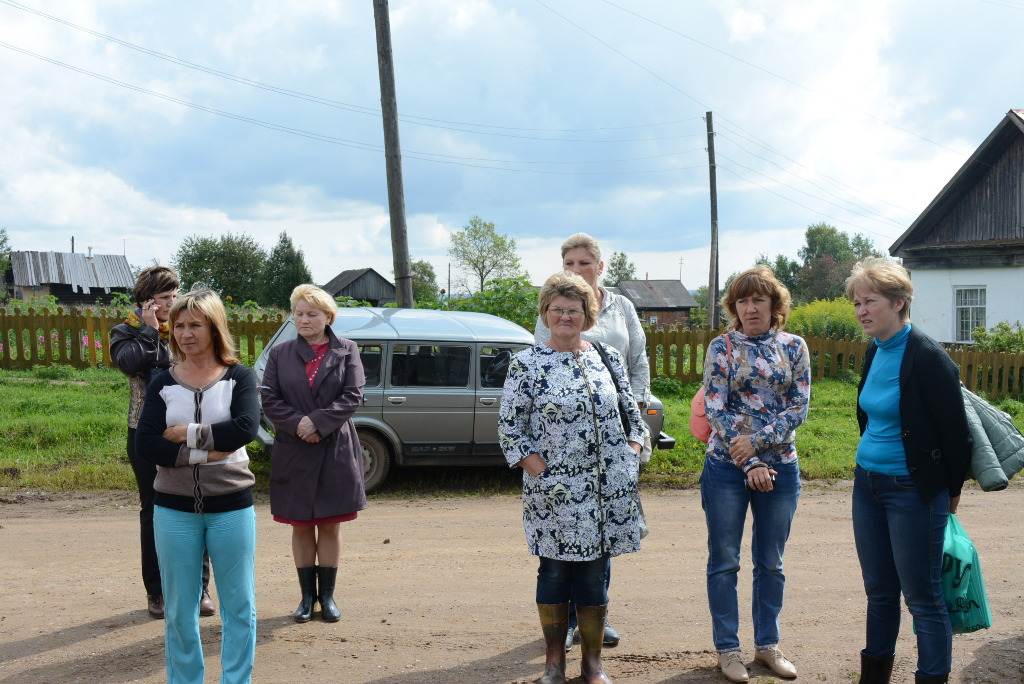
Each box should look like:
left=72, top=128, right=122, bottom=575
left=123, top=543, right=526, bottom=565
left=358, top=430, right=391, bottom=493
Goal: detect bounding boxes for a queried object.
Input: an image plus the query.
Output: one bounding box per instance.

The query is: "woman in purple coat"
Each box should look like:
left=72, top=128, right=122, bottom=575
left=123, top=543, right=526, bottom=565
left=260, top=284, right=367, bottom=623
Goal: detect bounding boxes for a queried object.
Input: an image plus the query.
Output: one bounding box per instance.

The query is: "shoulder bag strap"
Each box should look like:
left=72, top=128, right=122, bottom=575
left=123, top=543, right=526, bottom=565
left=593, top=342, right=630, bottom=436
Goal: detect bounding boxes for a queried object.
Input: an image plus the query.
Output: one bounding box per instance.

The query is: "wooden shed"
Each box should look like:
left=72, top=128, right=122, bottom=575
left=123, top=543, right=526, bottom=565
left=890, top=109, right=1024, bottom=343
left=322, top=268, right=396, bottom=306
left=8, top=250, right=134, bottom=307
left=611, top=279, right=698, bottom=330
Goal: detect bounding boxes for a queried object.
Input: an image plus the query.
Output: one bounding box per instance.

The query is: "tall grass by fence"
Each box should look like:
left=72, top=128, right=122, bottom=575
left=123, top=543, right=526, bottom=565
left=646, top=326, right=1024, bottom=399
left=0, top=306, right=284, bottom=369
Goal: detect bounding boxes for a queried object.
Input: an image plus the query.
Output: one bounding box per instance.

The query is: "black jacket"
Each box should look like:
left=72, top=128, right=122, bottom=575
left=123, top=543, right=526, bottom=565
left=110, top=322, right=173, bottom=428
left=857, top=325, right=972, bottom=501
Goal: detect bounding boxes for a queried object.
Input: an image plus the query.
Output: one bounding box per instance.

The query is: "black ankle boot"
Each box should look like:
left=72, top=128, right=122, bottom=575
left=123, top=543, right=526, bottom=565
left=317, top=566, right=341, bottom=622
left=293, top=567, right=317, bottom=623
left=860, top=651, right=894, bottom=684
left=915, top=673, right=948, bottom=684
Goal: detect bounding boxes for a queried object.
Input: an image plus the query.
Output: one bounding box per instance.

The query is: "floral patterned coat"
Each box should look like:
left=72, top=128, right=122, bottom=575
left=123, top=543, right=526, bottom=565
left=499, top=343, right=645, bottom=561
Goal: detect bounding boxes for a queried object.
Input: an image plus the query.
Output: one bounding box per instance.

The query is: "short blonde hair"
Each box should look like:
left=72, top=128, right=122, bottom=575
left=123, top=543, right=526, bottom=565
left=290, top=284, right=338, bottom=325
left=721, top=265, right=792, bottom=331
left=845, top=257, right=913, bottom=323
left=168, top=289, right=239, bottom=365
left=560, top=233, right=602, bottom=262
left=538, top=271, right=599, bottom=331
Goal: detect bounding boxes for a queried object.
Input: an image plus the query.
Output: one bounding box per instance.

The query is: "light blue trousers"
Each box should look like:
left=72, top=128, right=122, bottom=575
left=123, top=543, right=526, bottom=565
left=154, top=505, right=257, bottom=684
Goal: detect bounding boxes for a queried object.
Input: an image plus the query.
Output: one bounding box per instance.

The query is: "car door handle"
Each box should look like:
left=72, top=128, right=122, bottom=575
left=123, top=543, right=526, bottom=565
left=478, top=397, right=497, bottom=406
left=387, top=396, right=406, bottom=405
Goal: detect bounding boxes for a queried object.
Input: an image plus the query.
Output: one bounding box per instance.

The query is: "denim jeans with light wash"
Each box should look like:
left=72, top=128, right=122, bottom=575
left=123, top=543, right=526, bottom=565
left=154, top=505, right=257, bottom=684
left=700, top=456, right=801, bottom=652
left=536, top=554, right=610, bottom=606
left=852, top=465, right=951, bottom=678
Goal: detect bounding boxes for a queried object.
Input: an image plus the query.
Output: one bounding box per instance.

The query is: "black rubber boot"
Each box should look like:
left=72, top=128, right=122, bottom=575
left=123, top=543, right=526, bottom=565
left=915, top=673, right=949, bottom=684
left=859, top=651, right=894, bottom=684
left=317, top=566, right=341, bottom=622
left=537, top=603, right=569, bottom=684
left=293, top=567, right=317, bottom=623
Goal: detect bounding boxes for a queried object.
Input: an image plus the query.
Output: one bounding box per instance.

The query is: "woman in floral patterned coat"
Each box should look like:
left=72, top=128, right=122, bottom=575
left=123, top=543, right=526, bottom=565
left=700, top=265, right=811, bottom=683
left=500, top=271, right=644, bottom=684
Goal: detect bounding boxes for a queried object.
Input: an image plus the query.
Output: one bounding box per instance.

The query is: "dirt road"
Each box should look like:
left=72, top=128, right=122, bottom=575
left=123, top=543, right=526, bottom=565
left=1, top=484, right=1022, bottom=683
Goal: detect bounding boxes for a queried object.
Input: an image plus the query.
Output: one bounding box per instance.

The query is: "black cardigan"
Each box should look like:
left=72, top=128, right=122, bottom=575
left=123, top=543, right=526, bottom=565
left=856, top=325, right=972, bottom=501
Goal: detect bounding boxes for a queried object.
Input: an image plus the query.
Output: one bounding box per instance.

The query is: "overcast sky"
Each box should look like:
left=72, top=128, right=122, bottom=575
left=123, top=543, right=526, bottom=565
left=1, top=0, right=1022, bottom=292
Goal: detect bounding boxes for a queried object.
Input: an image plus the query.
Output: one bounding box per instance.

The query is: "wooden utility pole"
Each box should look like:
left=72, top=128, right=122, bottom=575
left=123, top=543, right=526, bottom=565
left=706, top=112, right=720, bottom=329
left=372, top=0, right=414, bottom=308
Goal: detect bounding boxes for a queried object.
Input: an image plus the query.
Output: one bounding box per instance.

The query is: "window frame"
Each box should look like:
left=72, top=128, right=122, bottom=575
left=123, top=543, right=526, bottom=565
left=953, top=286, right=986, bottom=344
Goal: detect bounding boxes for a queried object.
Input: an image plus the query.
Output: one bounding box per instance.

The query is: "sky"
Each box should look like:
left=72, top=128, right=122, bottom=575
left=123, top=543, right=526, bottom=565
left=1, top=0, right=1022, bottom=293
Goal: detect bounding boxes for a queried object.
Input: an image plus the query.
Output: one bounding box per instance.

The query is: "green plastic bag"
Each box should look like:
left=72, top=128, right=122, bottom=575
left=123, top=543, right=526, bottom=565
left=941, top=514, right=992, bottom=634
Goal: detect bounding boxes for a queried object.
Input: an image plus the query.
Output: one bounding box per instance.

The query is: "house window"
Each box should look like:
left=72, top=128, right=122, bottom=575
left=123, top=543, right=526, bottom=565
left=649, top=315, right=658, bottom=326
left=955, top=287, right=986, bottom=343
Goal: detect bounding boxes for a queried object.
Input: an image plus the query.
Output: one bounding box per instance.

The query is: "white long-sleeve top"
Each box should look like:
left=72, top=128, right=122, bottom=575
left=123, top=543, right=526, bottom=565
left=534, top=286, right=651, bottom=404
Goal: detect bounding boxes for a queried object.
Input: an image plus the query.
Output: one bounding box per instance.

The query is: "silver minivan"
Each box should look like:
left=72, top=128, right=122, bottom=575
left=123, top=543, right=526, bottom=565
left=254, top=307, right=673, bottom=492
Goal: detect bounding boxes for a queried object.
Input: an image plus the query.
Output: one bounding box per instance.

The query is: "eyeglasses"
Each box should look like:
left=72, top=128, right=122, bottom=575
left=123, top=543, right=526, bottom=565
left=548, top=307, right=584, bottom=319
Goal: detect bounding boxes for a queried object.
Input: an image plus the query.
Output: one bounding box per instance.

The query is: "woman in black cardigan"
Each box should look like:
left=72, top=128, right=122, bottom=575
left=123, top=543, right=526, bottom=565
left=847, top=258, right=971, bottom=684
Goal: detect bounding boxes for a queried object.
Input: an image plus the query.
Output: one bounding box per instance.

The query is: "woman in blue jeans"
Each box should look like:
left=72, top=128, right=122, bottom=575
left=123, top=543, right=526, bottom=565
left=500, top=272, right=645, bottom=684
left=700, top=266, right=810, bottom=683
left=847, top=259, right=971, bottom=684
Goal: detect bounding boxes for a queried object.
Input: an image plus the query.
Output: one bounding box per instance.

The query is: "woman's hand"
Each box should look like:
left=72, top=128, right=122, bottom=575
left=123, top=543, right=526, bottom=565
left=296, top=416, right=319, bottom=441
left=746, top=466, right=778, bottom=492
left=301, top=432, right=321, bottom=444
left=141, top=299, right=160, bottom=328
left=949, top=495, right=960, bottom=514
left=628, top=440, right=642, bottom=455
left=206, top=450, right=230, bottom=462
left=729, top=435, right=756, bottom=465
left=163, top=426, right=188, bottom=444
left=520, top=453, right=547, bottom=476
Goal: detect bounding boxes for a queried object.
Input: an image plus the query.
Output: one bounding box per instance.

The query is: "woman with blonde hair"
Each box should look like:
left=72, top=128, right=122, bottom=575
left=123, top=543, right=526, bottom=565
left=534, top=232, right=650, bottom=649
left=502, top=271, right=644, bottom=684
left=135, top=289, right=260, bottom=684
left=847, top=258, right=970, bottom=684
left=700, top=265, right=810, bottom=683
left=260, top=284, right=367, bottom=623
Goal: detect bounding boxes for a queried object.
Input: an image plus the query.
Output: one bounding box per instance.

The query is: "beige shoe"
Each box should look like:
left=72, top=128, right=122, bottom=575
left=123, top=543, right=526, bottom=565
left=754, top=646, right=797, bottom=678
left=718, top=652, right=748, bottom=683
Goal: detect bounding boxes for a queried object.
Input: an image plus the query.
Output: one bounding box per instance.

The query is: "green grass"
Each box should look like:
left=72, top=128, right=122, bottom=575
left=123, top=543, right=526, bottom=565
left=3, top=367, right=1022, bottom=495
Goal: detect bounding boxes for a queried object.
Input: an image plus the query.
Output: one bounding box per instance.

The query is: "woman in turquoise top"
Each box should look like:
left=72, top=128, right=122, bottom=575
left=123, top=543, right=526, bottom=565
left=848, top=258, right=971, bottom=684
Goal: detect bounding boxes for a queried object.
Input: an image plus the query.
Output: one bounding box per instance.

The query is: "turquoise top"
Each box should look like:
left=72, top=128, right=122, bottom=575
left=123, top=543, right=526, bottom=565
left=857, top=324, right=912, bottom=476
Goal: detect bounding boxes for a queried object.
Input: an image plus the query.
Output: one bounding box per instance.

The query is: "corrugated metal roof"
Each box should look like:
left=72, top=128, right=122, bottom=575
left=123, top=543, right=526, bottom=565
left=615, top=280, right=699, bottom=310
left=10, top=251, right=134, bottom=293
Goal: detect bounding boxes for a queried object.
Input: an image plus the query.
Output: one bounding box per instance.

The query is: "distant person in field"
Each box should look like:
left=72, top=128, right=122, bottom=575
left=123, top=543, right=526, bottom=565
left=135, top=289, right=260, bottom=684
left=533, top=232, right=651, bottom=651
left=847, top=258, right=971, bottom=684
left=109, top=265, right=215, bottom=620
left=502, top=271, right=644, bottom=684
left=700, top=265, right=810, bottom=683
left=259, top=284, right=367, bottom=624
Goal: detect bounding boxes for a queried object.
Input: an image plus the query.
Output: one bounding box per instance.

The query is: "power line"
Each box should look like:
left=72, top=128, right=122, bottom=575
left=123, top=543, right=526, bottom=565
left=0, top=0, right=702, bottom=135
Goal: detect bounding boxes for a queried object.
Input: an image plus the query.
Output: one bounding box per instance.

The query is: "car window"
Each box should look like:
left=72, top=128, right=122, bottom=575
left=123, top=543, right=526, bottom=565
left=390, top=345, right=472, bottom=387
left=479, top=346, right=526, bottom=388
left=359, top=345, right=383, bottom=387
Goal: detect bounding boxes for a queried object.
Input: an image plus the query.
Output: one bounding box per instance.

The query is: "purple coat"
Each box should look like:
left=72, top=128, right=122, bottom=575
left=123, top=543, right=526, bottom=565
left=260, top=328, right=367, bottom=520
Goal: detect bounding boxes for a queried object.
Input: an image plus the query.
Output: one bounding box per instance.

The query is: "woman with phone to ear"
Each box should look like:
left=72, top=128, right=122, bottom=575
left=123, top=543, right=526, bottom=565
left=700, top=266, right=810, bottom=683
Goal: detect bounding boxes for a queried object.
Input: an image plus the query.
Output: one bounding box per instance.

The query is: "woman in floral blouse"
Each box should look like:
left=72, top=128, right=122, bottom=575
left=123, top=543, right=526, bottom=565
left=500, top=271, right=644, bottom=684
left=701, top=265, right=811, bottom=683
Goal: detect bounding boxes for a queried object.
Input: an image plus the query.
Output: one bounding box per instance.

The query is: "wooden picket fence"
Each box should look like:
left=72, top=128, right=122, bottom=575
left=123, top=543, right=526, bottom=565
left=0, top=306, right=284, bottom=370
left=646, top=326, right=1024, bottom=399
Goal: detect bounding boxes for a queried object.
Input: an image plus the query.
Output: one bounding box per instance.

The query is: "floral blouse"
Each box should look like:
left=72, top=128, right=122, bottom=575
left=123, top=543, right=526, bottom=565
left=499, top=343, right=645, bottom=561
left=702, top=328, right=811, bottom=471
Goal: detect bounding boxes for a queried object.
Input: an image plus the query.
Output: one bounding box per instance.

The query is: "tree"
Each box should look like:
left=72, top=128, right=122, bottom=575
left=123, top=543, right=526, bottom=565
left=795, top=254, right=850, bottom=302
left=603, top=251, right=636, bottom=286
left=690, top=285, right=709, bottom=329
left=851, top=233, right=885, bottom=261
left=0, top=228, right=9, bottom=302
left=260, top=232, right=314, bottom=309
left=755, top=253, right=800, bottom=297
left=798, top=223, right=854, bottom=267
left=410, top=259, right=440, bottom=304
left=448, top=216, right=522, bottom=292
left=172, top=232, right=267, bottom=303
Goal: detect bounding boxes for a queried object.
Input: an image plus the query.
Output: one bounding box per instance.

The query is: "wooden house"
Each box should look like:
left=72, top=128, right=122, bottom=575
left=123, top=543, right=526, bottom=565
left=8, top=250, right=134, bottom=307
left=611, top=279, right=698, bottom=330
left=890, top=109, right=1024, bottom=344
left=322, top=268, right=396, bottom=306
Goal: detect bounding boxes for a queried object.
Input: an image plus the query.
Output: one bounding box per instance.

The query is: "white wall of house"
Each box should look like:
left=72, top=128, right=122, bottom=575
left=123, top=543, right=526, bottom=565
left=909, top=266, right=1024, bottom=343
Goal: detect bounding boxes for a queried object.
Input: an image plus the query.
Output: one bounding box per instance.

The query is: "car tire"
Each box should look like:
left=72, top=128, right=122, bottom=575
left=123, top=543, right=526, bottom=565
left=358, top=430, right=391, bottom=493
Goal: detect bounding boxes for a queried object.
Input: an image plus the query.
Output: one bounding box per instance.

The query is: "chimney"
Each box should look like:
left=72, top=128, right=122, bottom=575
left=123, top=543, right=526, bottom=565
left=87, top=246, right=93, bottom=257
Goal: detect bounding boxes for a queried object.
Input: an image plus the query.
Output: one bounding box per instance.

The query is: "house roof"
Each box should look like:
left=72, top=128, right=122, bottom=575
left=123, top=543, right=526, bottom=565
left=890, top=109, right=1024, bottom=256
left=614, top=280, right=699, bottom=310
left=322, top=268, right=395, bottom=295
left=10, top=251, right=134, bottom=293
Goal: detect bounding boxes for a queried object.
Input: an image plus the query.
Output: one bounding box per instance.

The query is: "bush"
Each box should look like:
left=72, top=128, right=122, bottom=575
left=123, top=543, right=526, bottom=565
left=32, top=364, right=79, bottom=381
left=651, top=376, right=686, bottom=398
left=786, top=298, right=864, bottom=341
left=972, top=321, right=1024, bottom=353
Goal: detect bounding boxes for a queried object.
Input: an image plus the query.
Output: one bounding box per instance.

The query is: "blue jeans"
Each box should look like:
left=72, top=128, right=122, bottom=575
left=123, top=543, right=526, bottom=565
left=567, top=558, right=611, bottom=629
left=154, top=506, right=257, bottom=684
left=536, top=555, right=609, bottom=606
left=700, top=456, right=801, bottom=652
left=852, top=465, right=951, bottom=677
